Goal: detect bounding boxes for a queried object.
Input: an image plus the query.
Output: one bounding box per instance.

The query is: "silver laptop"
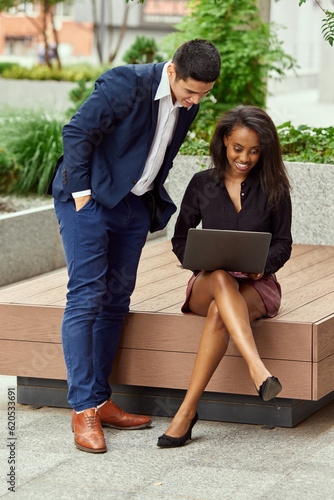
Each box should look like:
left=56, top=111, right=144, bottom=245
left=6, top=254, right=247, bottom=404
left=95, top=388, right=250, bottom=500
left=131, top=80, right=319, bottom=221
left=182, top=228, right=272, bottom=274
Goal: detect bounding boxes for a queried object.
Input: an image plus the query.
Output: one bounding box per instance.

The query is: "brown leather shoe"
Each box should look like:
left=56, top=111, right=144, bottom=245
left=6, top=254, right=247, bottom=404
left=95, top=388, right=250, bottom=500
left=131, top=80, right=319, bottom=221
left=72, top=408, right=107, bottom=453
left=98, top=399, right=152, bottom=430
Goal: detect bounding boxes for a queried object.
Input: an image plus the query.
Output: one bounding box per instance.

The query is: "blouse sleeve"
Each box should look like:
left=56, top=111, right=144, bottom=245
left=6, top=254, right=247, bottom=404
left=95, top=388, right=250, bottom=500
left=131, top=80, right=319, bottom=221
left=265, top=193, right=293, bottom=274
left=172, top=174, right=202, bottom=264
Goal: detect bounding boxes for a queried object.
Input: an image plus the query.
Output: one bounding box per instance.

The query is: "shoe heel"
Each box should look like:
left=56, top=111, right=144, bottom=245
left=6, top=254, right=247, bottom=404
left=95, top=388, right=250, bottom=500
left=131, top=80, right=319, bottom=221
left=258, top=376, right=282, bottom=402
left=189, top=412, right=198, bottom=440
left=157, top=412, right=199, bottom=448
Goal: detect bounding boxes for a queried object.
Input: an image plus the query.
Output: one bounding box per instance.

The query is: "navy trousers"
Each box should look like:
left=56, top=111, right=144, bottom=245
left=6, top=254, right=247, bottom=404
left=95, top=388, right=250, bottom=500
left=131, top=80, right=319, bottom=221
left=54, top=193, right=151, bottom=411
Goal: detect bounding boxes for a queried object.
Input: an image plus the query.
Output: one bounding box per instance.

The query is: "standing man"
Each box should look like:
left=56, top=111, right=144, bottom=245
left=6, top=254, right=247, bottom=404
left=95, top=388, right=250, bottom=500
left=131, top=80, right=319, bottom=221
left=48, top=39, right=221, bottom=454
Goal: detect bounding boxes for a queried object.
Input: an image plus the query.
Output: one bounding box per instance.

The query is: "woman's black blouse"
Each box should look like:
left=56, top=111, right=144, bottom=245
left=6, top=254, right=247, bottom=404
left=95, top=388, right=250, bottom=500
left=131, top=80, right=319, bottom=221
left=172, top=168, right=292, bottom=275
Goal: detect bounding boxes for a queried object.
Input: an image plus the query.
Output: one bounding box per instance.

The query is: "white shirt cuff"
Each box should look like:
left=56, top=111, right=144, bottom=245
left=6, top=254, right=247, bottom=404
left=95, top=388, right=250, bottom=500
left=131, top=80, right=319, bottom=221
left=72, top=190, right=92, bottom=198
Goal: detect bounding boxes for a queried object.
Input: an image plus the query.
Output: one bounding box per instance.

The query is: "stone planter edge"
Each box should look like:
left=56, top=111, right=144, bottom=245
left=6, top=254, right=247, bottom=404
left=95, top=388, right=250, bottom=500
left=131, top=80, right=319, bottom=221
left=167, top=156, right=334, bottom=247
left=0, top=203, right=166, bottom=288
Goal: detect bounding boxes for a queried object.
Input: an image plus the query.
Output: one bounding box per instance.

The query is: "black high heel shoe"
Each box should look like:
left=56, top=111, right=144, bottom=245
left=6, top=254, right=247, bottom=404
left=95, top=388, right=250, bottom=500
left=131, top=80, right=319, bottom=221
left=157, top=413, right=198, bottom=448
left=257, top=376, right=282, bottom=401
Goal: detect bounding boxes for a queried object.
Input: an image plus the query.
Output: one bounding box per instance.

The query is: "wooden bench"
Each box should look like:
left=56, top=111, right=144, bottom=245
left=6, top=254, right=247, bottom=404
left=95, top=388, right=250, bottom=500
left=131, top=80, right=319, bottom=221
left=1, top=240, right=334, bottom=427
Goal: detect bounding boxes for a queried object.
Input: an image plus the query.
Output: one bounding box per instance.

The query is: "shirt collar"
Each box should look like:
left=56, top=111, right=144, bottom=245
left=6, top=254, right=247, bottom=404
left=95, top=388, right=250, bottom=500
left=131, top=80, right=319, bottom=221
left=155, top=61, right=184, bottom=109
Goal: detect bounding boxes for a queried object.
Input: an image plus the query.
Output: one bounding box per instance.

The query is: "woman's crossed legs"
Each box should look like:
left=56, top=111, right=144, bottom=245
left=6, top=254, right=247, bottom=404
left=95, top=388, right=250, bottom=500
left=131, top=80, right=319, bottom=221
left=164, top=269, right=270, bottom=439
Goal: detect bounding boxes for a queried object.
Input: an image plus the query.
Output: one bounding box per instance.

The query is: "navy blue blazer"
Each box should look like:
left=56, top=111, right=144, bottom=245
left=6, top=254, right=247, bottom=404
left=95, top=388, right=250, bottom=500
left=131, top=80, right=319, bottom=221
left=48, top=62, right=199, bottom=232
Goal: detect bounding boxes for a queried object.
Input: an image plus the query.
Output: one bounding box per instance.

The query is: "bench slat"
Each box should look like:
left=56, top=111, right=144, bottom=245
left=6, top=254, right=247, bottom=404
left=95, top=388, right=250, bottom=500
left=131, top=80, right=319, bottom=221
left=0, top=271, right=67, bottom=303
left=277, top=245, right=334, bottom=278
left=313, top=314, right=334, bottom=361
left=119, top=311, right=313, bottom=362
left=279, top=292, right=334, bottom=323
left=110, top=348, right=312, bottom=399
left=0, top=339, right=66, bottom=379
left=279, top=273, right=334, bottom=314
left=278, top=257, right=334, bottom=291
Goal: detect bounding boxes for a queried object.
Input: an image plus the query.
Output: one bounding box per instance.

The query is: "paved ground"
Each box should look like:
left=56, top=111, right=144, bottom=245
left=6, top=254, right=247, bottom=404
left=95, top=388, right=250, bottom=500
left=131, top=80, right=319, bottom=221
left=1, top=374, right=334, bottom=499
left=0, top=79, right=75, bottom=115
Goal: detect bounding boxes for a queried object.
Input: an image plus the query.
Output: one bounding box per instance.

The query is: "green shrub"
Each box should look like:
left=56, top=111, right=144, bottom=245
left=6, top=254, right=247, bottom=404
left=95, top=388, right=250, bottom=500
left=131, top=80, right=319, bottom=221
left=277, top=122, right=334, bottom=164
left=179, top=121, right=334, bottom=165
left=123, top=36, right=164, bottom=64
left=67, top=79, right=95, bottom=117
left=1, top=63, right=108, bottom=82
left=0, top=148, right=20, bottom=194
left=179, top=132, right=210, bottom=157
left=0, top=62, right=21, bottom=76
left=0, top=110, right=64, bottom=195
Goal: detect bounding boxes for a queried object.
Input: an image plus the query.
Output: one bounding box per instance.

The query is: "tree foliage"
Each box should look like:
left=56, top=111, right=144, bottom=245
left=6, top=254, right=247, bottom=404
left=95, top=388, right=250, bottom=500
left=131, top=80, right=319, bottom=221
left=123, top=35, right=164, bottom=64
left=0, top=0, right=15, bottom=9
left=162, top=0, right=296, bottom=142
left=299, top=0, right=334, bottom=46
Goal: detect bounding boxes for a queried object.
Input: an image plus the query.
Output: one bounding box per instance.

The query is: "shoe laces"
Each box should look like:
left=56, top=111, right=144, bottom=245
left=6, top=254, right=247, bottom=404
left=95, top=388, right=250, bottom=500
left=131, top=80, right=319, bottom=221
left=84, top=412, right=99, bottom=429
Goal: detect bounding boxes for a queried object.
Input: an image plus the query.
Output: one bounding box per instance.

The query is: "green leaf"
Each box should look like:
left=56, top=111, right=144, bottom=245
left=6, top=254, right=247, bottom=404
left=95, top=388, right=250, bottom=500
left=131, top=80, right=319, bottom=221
left=322, top=13, right=334, bottom=45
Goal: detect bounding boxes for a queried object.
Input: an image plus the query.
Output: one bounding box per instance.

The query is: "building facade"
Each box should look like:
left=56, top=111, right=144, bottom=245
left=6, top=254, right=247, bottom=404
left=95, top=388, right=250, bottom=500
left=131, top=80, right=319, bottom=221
left=0, top=1, right=94, bottom=64
left=0, top=0, right=186, bottom=66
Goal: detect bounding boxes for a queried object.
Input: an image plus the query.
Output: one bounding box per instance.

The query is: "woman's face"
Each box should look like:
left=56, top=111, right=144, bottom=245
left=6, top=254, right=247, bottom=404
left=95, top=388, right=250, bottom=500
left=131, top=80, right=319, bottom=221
left=223, top=126, right=261, bottom=178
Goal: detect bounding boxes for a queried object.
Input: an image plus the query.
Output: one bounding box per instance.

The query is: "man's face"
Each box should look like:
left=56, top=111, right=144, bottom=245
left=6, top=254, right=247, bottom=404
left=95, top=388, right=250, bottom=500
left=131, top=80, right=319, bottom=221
left=167, top=63, right=214, bottom=108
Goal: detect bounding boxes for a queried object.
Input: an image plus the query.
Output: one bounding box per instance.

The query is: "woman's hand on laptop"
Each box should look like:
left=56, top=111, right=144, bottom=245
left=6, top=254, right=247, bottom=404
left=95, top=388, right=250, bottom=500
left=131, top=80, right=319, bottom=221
left=244, top=272, right=264, bottom=281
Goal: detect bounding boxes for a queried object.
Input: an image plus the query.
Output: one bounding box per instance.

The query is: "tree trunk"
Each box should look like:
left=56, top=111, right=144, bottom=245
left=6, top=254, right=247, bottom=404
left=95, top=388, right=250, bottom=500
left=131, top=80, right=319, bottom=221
left=108, top=3, right=129, bottom=64
left=91, top=0, right=103, bottom=64
left=42, top=1, right=51, bottom=68
left=50, top=7, right=62, bottom=70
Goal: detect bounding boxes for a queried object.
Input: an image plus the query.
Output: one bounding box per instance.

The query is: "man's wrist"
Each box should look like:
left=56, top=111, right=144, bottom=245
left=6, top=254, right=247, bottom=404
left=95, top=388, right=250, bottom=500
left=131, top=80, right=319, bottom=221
left=72, top=189, right=92, bottom=198
left=73, top=194, right=92, bottom=211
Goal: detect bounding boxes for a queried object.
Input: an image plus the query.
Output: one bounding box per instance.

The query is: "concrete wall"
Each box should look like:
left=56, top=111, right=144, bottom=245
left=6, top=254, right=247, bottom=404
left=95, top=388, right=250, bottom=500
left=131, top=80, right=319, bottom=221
left=167, top=156, right=334, bottom=247
left=0, top=79, right=76, bottom=114
left=0, top=205, right=66, bottom=287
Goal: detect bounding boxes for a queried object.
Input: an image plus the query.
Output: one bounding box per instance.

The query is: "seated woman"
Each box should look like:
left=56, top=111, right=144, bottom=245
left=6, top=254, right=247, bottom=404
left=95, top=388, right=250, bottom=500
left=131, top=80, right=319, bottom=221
left=157, top=105, right=292, bottom=448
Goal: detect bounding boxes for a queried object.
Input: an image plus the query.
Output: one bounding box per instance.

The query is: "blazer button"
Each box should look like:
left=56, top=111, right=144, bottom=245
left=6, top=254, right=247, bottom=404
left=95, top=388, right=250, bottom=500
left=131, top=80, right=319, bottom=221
left=131, top=179, right=137, bottom=185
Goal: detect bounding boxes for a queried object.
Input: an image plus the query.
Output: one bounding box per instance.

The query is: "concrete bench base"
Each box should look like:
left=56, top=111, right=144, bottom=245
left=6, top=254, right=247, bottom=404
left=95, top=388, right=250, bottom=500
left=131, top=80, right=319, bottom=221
left=17, top=377, right=334, bottom=428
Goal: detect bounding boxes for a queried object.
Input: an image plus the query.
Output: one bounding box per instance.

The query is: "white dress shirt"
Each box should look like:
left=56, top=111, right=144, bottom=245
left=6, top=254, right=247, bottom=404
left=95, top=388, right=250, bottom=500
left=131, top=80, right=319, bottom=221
left=72, top=62, right=183, bottom=199
left=131, top=62, right=182, bottom=196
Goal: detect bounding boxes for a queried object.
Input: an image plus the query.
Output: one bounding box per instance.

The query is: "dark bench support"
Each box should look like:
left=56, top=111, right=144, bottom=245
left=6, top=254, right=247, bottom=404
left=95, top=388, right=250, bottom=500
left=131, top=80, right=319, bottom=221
left=17, top=377, right=334, bottom=428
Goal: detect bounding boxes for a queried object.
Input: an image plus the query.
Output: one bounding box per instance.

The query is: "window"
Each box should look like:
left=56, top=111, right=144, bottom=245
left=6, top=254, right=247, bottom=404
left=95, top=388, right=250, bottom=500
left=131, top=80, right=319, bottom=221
left=56, top=0, right=74, bottom=19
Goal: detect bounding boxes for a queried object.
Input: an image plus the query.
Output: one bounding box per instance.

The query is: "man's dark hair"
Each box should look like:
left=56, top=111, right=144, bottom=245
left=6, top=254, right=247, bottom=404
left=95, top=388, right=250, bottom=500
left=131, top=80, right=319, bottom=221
left=172, top=39, right=221, bottom=83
